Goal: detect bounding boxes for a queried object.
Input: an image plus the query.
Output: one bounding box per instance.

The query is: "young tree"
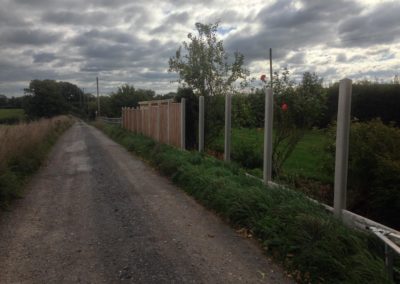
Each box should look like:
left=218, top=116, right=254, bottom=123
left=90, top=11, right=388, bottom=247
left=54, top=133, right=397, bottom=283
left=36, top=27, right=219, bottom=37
left=262, top=69, right=327, bottom=177
left=169, top=22, right=249, bottom=96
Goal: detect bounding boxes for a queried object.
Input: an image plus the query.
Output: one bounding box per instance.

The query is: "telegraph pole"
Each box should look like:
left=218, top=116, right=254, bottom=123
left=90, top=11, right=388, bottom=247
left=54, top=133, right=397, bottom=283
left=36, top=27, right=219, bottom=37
left=96, top=77, right=100, bottom=117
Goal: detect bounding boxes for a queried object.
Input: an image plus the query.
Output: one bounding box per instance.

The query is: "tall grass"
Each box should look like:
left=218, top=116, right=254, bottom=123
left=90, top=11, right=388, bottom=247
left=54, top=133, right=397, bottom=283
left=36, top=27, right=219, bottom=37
left=0, top=116, right=74, bottom=207
left=95, top=122, right=392, bottom=284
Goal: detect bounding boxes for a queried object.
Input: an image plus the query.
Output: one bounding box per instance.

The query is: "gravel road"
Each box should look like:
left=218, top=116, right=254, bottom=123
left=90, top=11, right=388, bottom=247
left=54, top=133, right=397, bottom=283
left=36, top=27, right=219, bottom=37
left=0, top=121, right=292, bottom=283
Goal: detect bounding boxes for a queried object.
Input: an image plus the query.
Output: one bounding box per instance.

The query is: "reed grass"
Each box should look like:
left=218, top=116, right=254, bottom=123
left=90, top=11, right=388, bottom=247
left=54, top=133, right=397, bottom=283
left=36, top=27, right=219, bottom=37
left=0, top=116, right=74, bottom=207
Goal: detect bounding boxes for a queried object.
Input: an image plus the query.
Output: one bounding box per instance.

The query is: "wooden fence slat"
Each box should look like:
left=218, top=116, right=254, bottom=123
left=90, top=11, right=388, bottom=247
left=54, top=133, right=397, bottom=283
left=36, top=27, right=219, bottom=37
left=121, top=100, right=182, bottom=148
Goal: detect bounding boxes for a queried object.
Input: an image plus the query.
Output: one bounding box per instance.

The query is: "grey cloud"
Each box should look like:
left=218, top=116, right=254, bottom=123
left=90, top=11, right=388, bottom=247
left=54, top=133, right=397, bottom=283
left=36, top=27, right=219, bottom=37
left=166, top=11, right=189, bottom=25
left=1, top=28, right=61, bottom=46
left=139, top=71, right=176, bottom=80
left=0, top=0, right=398, bottom=96
left=33, top=52, right=57, bottom=63
left=379, top=52, right=395, bottom=61
left=151, top=11, right=190, bottom=34
left=0, top=9, right=29, bottom=27
left=42, top=10, right=112, bottom=26
left=0, top=59, right=59, bottom=83
left=366, top=48, right=390, bottom=56
left=287, top=52, right=305, bottom=64
left=336, top=53, right=347, bottom=62
left=349, top=68, right=400, bottom=81
left=14, top=0, right=131, bottom=9
left=349, top=55, right=365, bottom=62
left=204, top=9, right=244, bottom=24
left=73, top=29, right=137, bottom=47
left=318, top=67, right=337, bottom=79
left=338, top=2, right=400, bottom=46
left=260, top=0, right=360, bottom=28
left=226, top=0, right=362, bottom=62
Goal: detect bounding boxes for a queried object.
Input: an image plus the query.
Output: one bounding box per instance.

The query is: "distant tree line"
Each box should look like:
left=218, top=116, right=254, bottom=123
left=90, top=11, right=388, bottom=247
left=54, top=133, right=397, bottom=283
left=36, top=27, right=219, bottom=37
left=0, top=95, right=24, bottom=109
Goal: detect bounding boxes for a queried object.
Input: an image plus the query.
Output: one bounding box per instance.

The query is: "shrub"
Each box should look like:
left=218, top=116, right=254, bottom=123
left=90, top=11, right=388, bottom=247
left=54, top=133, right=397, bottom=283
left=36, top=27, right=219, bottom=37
left=324, top=119, right=400, bottom=229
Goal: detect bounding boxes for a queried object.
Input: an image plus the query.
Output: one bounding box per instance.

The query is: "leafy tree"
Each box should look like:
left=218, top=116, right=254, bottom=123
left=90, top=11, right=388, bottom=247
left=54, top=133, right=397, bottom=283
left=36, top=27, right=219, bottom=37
left=23, top=80, right=69, bottom=118
left=59, top=81, right=83, bottom=105
left=295, top=72, right=327, bottom=128
left=232, top=94, right=256, bottom=128
left=108, top=84, right=155, bottom=116
left=169, top=22, right=249, bottom=96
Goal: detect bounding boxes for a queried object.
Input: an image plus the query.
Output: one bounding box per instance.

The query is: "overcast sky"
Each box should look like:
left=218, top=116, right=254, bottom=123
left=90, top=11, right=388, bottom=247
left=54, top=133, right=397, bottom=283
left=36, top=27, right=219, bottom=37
left=0, top=0, right=399, bottom=96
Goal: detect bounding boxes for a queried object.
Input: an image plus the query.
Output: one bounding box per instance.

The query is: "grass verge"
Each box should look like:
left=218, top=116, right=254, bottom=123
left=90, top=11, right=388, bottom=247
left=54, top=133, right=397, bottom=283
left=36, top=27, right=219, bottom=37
left=0, top=116, right=74, bottom=208
left=94, top=122, right=392, bottom=284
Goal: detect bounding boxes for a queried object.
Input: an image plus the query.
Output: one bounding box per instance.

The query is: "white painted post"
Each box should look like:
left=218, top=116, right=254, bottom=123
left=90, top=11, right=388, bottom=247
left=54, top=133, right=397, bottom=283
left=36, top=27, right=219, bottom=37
left=199, top=96, right=205, bottom=152
left=180, top=98, right=186, bottom=150
left=334, top=78, right=352, bottom=218
left=263, top=88, right=273, bottom=184
left=167, top=101, right=170, bottom=145
left=224, top=93, right=232, bottom=161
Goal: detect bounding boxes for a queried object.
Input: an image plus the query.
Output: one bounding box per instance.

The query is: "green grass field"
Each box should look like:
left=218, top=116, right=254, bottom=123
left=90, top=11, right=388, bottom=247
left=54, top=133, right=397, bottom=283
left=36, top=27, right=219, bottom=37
left=282, top=130, right=331, bottom=182
left=0, top=108, right=25, bottom=123
left=208, top=128, right=332, bottom=183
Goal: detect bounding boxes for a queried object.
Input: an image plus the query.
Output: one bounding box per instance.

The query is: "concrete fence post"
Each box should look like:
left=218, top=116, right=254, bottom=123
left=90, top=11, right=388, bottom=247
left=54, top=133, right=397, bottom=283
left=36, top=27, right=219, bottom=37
left=180, top=98, right=186, bottom=150
left=334, top=78, right=352, bottom=218
left=224, top=94, right=232, bottom=161
left=263, top=88, right=273, bottom=184
left=199, top=96, right=205, bottom=152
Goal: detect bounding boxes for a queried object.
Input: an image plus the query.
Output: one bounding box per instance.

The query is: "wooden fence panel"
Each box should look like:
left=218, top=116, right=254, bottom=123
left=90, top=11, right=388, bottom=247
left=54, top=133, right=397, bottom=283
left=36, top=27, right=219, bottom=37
left=159, top=104, right=168, bottom=144
left=121, top=101, right=183, bottom=149
left=150, top=106, right=158, bottom=140
left=169, top=103, right=181, bottom=148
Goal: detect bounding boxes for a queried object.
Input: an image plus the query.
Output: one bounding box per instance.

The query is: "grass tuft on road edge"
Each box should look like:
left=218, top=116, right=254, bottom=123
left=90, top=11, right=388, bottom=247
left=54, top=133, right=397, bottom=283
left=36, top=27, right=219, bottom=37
left=94, top=122, right=391, bottom=284
left=0, top=116, right=74, bottom=208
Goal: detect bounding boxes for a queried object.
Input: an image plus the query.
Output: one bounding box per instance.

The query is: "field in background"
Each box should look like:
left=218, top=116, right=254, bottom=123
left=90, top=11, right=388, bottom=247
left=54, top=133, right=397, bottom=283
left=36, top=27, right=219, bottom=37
left=0, top=108, right=25, bottom=124
left=0, top=116, right=74, bottom=207
left=208, top=128, right=331, bottom=182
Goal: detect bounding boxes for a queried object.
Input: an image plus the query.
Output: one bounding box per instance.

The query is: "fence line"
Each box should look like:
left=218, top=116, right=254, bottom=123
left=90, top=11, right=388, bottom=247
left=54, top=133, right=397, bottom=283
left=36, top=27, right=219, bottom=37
left=98, top=116, right=121, bottom=125
left=121, top=99, right=184, bottom=149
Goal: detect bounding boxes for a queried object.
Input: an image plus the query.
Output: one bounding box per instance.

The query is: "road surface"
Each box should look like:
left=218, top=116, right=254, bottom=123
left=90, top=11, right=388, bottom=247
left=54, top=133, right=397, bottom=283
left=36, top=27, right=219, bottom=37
left=0, top=121, right=292, bottom=283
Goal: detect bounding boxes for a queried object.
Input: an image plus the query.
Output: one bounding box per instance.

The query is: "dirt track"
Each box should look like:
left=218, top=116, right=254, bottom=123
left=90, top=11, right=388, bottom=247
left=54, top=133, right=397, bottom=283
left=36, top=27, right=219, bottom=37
left=0, top=122, right=292, bottom=283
